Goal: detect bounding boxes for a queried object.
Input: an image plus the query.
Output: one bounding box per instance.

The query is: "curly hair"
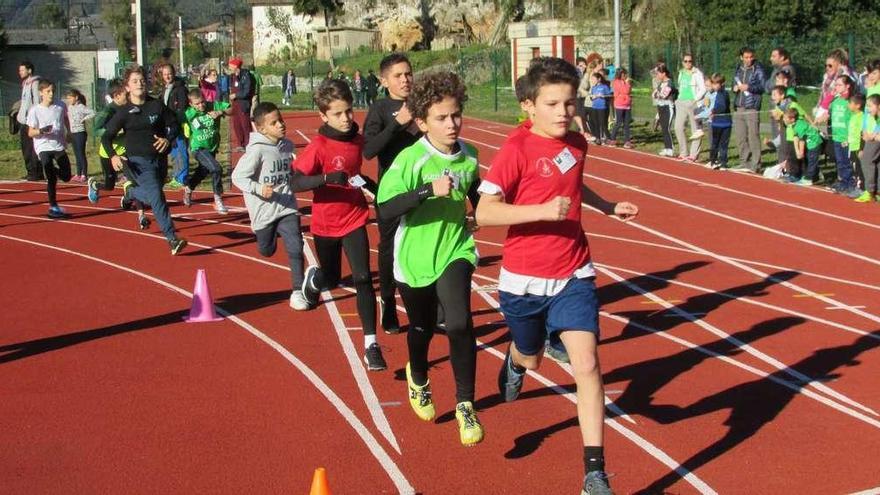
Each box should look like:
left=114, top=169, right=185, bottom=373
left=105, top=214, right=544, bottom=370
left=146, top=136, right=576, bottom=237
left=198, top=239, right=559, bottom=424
left=313, top=78, right=353, bottom=112
left=406, top=72, right=468, bottom=120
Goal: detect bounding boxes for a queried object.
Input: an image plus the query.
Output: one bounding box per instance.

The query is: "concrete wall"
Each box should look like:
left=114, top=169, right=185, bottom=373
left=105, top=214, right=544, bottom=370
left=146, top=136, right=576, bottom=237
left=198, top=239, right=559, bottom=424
left=251, top=5, right=313, bottom=65
left=315, top=30, right=380, bottom=60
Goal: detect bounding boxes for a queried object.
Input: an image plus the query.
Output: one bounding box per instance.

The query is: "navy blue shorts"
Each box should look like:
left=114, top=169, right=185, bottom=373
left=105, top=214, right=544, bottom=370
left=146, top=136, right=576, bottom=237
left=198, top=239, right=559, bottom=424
left=499, top=277, right=600, bottom=356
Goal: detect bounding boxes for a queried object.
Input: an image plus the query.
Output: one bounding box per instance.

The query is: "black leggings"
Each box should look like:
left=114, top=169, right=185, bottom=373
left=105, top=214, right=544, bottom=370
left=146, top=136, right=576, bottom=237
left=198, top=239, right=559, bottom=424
left=590, top=108, right=609, bottom=141
left=398, top=259, right=476, bottom=403
left=313, top=227, right=377, bottom=336
left=99, top=157, right=118, bottom=191
left=39, top=150, right=72, bottom=206
left=658, top=105, right=674, bottom=149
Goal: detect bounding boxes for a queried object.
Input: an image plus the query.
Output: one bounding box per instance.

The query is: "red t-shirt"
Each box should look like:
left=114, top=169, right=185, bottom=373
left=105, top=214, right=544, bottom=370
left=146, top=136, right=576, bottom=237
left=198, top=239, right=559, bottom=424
left=293, top=134, right=369, bottom=238
left=483, top=127, right=591, bottom=279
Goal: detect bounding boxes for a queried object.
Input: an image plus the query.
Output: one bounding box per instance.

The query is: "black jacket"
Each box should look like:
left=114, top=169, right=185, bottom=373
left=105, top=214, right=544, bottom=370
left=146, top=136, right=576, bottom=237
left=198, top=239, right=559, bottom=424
left=102, top=96, right=178, bottom=160
left=362, top=98, right=421, bottom=177
left=163, top=77, right=189, bottom=127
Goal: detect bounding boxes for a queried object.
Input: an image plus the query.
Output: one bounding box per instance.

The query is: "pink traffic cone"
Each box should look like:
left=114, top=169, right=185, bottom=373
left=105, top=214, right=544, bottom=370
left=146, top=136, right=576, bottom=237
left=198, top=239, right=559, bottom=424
left=183, top=269, right=223, bottom=322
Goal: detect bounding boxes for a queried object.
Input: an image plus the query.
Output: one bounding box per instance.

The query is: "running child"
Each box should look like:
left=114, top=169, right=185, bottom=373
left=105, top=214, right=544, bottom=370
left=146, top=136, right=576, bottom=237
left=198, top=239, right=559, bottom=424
left=64, top=89, right=95, bottom=182
left=376, top=72, right=483, bottom=446
left=858, top=94, right=880, bottom=202
left=27, top=79, right=73, bottom=219
left=102, top=67, right=187, bottom=255
left=291, top=79, right=385, bottom=371
left=231, top=102, right=315, bottom=310
left=363, top=53, right=421, bottom=333
left=708, top=74, right=732, bottom=170
left=608, top=68, right=632, bottom=148
left=475, top=57, right=639, bottom=494
left=182, top=89, right=232, bottom=214
left=785, top=107, right=823, bottom=186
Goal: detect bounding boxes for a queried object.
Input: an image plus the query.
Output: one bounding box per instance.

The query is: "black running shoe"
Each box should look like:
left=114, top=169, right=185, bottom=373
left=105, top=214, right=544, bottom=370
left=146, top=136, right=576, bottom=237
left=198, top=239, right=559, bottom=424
left=363, top=343, right=387, bottom=371
left=302, top=265, right=320, bottom=306
left=169, top=237, right=187, bottom=256
left=379, top=297, right=401, bottom=334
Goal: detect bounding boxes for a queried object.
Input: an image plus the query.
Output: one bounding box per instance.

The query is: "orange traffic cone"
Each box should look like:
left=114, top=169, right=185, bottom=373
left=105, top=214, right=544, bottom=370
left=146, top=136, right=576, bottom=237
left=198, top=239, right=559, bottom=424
left=183, top=269, right=223, bottom=322
left=309, top=467, right=331, bottom=495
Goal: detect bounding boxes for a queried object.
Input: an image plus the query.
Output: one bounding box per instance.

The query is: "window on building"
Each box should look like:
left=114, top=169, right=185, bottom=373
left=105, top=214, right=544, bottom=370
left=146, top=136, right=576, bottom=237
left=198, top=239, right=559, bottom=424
left=531, top=47, right=540, bottom=59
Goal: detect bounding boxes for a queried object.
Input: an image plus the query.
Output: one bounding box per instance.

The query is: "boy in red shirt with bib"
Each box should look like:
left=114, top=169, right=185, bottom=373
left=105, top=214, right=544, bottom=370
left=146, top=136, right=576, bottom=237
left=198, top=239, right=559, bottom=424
left=292, top=79, right=386, bottom=372
left=476, top=57, right=638, bottom=495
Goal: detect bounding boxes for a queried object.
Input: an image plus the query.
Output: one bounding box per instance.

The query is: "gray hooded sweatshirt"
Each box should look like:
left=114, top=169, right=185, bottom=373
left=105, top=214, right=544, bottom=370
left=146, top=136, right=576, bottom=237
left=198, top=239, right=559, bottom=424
left=231, top=131, right=297, bottom=231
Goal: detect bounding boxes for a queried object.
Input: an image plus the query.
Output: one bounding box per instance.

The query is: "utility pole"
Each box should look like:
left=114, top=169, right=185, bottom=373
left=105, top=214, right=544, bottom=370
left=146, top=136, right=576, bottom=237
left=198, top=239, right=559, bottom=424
left=614, top=0, right=621, bottom=65
left=134, top=0, right=145, bottom=66
left=178, top=16, right=184, bottom=74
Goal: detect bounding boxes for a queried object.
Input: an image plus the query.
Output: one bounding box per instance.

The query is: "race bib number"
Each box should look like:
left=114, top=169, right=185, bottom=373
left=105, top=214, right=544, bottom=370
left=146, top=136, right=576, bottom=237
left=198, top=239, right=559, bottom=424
left=553, top=147, right=578, bottom=174
left=348, top=174, right=367, bottom=188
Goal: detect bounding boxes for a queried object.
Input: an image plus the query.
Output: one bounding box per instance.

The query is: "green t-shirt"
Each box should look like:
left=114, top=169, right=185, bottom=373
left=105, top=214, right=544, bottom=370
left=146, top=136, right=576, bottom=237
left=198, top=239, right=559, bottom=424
left=848, top=111, right=864, bottom=151
left=377, top=137, right=479, bottom=288
left=782, top=100, right=805, bottom=142
left=185, top=101, right=230, bottom=152
left=793, top=119, right=822, bottom=150
left=678, top=71, right=694, bottom=101
left=829, top=96, right=851, bottom=143
left=867, top=84, right=880, bottom=97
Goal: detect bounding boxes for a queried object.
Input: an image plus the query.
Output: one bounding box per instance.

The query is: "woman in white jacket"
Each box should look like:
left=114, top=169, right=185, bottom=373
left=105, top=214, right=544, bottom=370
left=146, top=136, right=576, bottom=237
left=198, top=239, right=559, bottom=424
left=674, top=54, right=707, bottom=161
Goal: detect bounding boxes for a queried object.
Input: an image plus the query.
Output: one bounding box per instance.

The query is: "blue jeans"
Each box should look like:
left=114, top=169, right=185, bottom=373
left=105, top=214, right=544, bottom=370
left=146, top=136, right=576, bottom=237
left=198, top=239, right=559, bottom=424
left=128, top=155, right=177, bottom=241
left=188, top=149, right=224, bottom=195
left=170, top=136, right=190, bottom=184
left=833, top=141, right=855, bottom=188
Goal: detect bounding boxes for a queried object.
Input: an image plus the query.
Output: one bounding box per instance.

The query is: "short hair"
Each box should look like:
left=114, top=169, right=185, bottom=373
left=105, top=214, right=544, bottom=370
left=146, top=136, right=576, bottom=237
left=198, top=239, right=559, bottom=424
left=740, top=47, right=755, bottom=56
left=575, top=57, right=587, bottom=65
left=520, top=57, right=580, bottom=102
left=20, top=60, right=34, bottom=72
left=406, top=71, right=467, bottom=120
left=867, top=94, right=880, bottom=108
left=849, top=92, right=865, bottom=109
left=711, top=73, right=726, bottom=85
left=107, top=78, right=125, bottom=97
left=514, top=75, right=528, bottom=102
left=37, top=79, right=54, bottom=91
left=777, top=69, right=793, bottom=81
left=772, top=84, right=788, bottom=95
left=314, top=78, right=353, bottom=112
left=188, top=88, right=203, bottom=99
left=122, top=66, right=145, bottom=86
left=868, top=59, right=880, bottom=73
left=783, top=107, right=800, bottom=119
left=252, top=101, right=280, bottom=126
left=772, top=46, right=790, bottom=60
left=379, top=52, right=411, bottom=75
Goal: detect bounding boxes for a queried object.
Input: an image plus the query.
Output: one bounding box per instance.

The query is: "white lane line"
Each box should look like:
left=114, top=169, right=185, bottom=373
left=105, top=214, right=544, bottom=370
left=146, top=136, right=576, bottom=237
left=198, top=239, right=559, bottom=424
left=464, top=126, right=880, bottom=232
left=827, top=305, right=867, bottom=310
left=850, top=487, right=880, bottom=495
left=0, top=233, right=415, bottom=494
left=595, top=265, right=878, bottom=417
left=469, top=282, right=717, bottom=494
left=0, top=207, right=401, bottom=452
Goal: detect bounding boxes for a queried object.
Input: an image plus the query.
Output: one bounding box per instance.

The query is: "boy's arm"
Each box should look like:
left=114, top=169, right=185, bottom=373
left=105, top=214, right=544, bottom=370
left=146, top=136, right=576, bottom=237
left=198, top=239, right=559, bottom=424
left=231, top=150, right=271, bottom=198
left=581, top=183, right=639, bottom=220
left=475, top=192, right=569, bottom=226
left=363, top=102, right=405, bottom=159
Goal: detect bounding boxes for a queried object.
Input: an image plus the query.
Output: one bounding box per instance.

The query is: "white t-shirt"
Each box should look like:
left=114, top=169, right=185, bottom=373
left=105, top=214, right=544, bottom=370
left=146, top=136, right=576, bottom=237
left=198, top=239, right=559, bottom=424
left=26, top=104, right=66, bottom=154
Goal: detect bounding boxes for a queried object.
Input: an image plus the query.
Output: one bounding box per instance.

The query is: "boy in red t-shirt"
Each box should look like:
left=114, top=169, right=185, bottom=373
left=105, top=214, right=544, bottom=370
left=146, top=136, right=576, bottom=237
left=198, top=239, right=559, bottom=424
left=291, top=79, right=386, bottom=372
left=475, top=57, right=638, bottom=495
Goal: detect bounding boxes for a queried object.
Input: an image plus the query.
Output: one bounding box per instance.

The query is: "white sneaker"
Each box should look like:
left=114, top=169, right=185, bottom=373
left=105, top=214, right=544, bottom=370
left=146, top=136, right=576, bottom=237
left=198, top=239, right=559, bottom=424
left=290, top=290, right=309, bottom=311
left=183, top=186, right=193, bottom=207
left=214, top=195, right=228, bottom=215
left=689, top=129, right=705, bottom=140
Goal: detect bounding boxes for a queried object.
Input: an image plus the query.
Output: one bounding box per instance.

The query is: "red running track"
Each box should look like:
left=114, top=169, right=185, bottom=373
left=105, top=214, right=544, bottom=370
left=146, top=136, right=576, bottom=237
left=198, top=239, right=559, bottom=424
left=1, top=111, right=878, bottom=494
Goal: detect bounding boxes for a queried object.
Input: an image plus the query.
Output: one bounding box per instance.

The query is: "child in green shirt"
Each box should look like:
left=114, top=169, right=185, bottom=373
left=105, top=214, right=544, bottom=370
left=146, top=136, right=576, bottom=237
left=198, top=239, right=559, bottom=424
left=857, top=94, right=880, bottom=202
left=784, top=107, right=823, bottom=185
left=376, top=71, right=483, bottom=447
left=829, top=75, right=857, bottom=196
left=847, top=93, right=865, bottom=197
left=183, top=89, right=233, bottom=213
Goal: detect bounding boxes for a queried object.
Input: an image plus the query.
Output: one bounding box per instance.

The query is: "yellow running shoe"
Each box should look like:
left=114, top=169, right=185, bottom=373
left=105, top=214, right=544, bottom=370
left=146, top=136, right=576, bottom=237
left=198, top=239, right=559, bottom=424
left=406, top=362, right=435, bottom=421
left=455, top=401, right=484, bottom=446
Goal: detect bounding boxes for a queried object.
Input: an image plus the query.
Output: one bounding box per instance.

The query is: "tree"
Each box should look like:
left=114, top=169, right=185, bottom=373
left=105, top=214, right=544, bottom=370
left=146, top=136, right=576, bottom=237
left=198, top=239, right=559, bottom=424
left=35, top=2, right=67, bottom=29
left=101, top=0, right=134, bottom=56
left=0, top=18, right=7, bottom=61
left=291, top=0, right=344, bottom=68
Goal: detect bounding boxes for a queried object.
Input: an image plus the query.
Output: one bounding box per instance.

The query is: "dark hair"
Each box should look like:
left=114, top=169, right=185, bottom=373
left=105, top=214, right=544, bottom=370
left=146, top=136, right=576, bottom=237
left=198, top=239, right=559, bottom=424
left=772, top=84, right=788, bottom=94
left=837, top=74, right=855, bottom=94
left=615, top=67, right=628, bottom=80
left=777, top=69, right=792, bottom=82
left=37, top=79, right=54, bottom=91
left=868, top=59, right=880, bottom=73
left=576, top=57, right=587, bottom=65
left=711, top=73, right=726, bottom=85
left=849, top=92, right=865, bottom=110
left=740, top=47, right=755, bottom=56
left=314, top=78, right=353, bottom=112
left=188, top=88, right=203, bottom=99
left=379, top=52, right=411, bottom=75
left=122, top=66, right=145, bottom=85
left=107, top=78, right=125, bottom=97
left=783, top=107, right=800, bottom=119
left=589, top=70, right=606, bottom=85
left=655, top=65, right=671, bottom=77
left=772, top=46, right=790, bottom=60
left=252, top=101, right=280, bottom=126
left=520, top=57, right=580, bottom=102
left=406, top=71, right=467, bottom=120
left=65, top=88, right=86, bottom=105
left=19, top=60, right=34, bottom=72
left=867, top=94, right=880, bottom=108
left=514, top=75, right=528, bottom=102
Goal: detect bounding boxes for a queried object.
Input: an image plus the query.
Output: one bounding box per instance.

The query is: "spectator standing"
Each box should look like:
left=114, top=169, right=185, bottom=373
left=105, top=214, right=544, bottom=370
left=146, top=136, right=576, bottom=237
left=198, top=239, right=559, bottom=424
left=282, top=69, right=296, bottom=106
left=228, top=57, right=255, bottom=152
left=765, top=48, right=796, bottom=154
left=200, top=68, right=219, bottom=103
left=352, top=69, right=365, bottom=108
left=653, top=65, right=676, bottom=157
left=17, top=60, right=44, bottom=181
left=731, top=47, right=767, bottom=173
left=365, top=69, right=379, bottom=106
left=159, top=64, right=191, bottom=188
left=674, top=54, right=707, bottom=161
left=609, top=68, right=633, bottom=148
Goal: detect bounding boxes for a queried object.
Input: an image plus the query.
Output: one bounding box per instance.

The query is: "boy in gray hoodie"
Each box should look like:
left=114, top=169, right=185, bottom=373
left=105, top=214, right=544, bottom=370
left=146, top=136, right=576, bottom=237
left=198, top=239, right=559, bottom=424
left=231, top=102, right=316, bottom=310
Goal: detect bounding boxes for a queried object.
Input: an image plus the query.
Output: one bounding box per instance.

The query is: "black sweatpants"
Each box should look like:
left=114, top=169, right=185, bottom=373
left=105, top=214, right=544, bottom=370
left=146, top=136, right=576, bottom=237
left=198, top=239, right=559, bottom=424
left=70, top=131, right=88, bottom=176
left=255, top=213, right=305, bottom=290
left=99, top=157, right=118, bottom=191
left=709, top=126, right=732, bottom=166
left=21, top=126, right=44, bottom=180
left=398, top=259, right=476, bottom=403
left=313, top=226, right=377, bottom=336
left=590, top=107, right=609, bottom=142
left=39, top=150, right=72, bottom=206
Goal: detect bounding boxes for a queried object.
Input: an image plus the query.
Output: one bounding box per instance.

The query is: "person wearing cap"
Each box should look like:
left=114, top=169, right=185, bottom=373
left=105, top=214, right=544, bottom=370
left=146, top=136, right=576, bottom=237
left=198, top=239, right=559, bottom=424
left=228, top=57, right=255, bottom=152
